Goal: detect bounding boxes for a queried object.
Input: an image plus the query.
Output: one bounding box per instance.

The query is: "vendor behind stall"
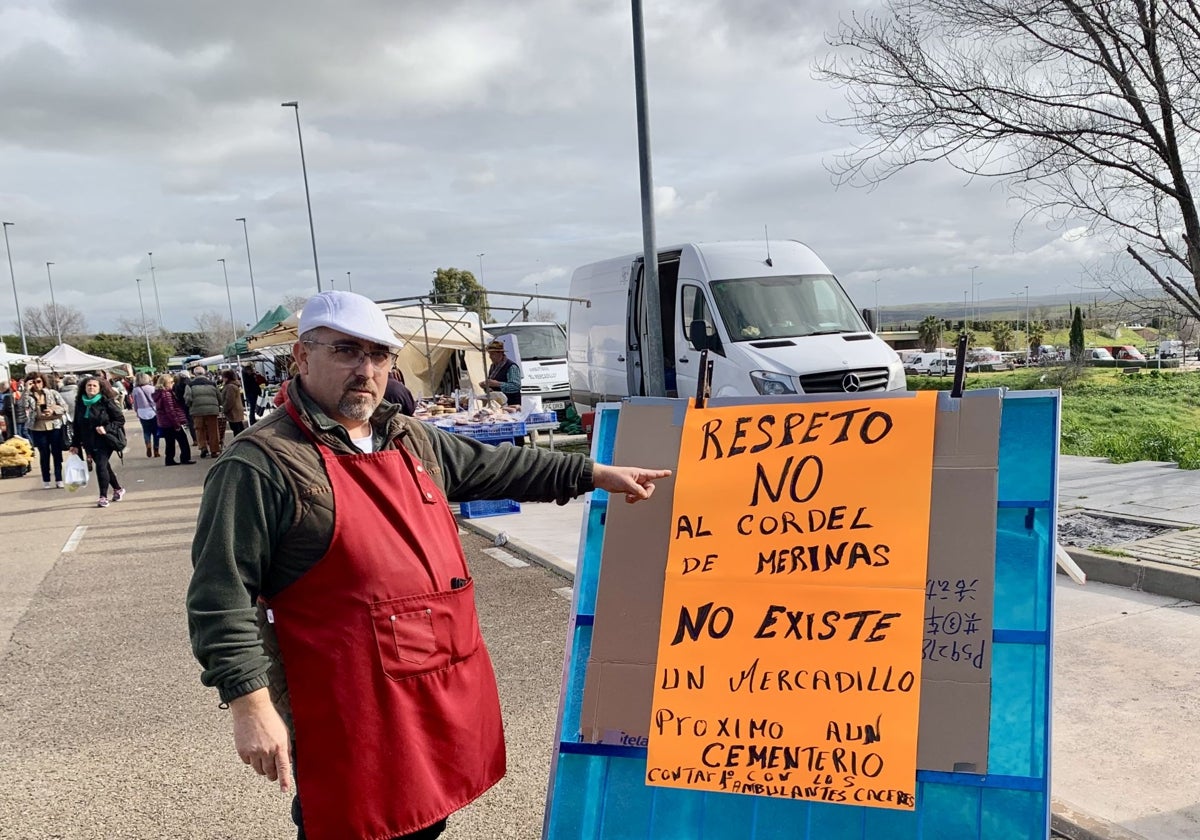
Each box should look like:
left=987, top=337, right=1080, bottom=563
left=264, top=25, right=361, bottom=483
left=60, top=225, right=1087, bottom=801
left=479, top=339, right=522, bottom=406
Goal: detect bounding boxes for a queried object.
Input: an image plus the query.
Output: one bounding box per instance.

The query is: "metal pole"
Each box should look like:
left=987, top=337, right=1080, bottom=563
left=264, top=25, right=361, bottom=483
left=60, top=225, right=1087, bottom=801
left=2, top=222, right=27, bottom=354
left=346, top=271, right=352, bottom=292
left=1024, top=284, right=1031, bottom=357
left=45, top=262, right=62, bottom=345
left=281, top=101, right=322, bottom=292
left=874, top=278, right=881, bottom=332
left=235, top=218, right=260, bottom=321
left=970, top=265, right=980, bottom=326
left=630, top=0, right=665, bottom=396
left=148, top=251, right=163, bottom=330
left=136, top=278, right=154, bottom=369
left=963, top=290, right=968, bottom=325
left=219, top=259, right=237, bottom=346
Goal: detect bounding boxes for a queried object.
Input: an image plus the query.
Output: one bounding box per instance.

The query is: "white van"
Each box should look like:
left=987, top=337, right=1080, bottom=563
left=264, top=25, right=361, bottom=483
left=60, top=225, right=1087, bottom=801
left=567, top=240, right=906, bottom=408
left=483, top=321, right=571, bottom=414
left=904, top=350, right=954, bottom=375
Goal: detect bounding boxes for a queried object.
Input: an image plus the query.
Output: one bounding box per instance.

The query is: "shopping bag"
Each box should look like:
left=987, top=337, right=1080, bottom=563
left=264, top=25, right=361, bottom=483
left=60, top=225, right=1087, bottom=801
left=64, top=452, right=89, bottom=492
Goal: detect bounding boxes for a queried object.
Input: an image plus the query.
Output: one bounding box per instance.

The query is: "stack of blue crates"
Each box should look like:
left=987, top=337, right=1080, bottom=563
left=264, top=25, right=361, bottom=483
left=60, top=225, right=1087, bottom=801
left=447, top=421, right=527, bottom=518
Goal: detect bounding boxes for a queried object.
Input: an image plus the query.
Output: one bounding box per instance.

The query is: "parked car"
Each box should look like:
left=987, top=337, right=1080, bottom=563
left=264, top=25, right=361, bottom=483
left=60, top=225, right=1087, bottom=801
left=1103, top=345, right=1146, bottom=361
left=1087, top=348, right=1115, bottom=361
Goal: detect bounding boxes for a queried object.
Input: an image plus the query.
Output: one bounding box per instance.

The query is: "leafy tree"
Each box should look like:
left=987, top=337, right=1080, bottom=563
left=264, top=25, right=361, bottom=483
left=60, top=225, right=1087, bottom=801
left=1, top=333, right=54, bottom=356
left=1070, top=307, right=1086, bottom=359
left=83, top=334, right=174, bottom=370
left=431, top=267, right=490, bottom=323
left=917, top=315, right=942, bottom=351
left=20, top=302, right=87, bottom=341
left=991, top=323, right=1014, bottom=351
left=1027, top=321, right=1046, bottom=355
left=817, top=0, right=1200, bottom=319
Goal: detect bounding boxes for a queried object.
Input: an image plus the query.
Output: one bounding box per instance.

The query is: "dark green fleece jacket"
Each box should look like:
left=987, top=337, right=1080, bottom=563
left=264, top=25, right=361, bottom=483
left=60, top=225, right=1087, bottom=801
left=186, top=379, right=593, bottom=703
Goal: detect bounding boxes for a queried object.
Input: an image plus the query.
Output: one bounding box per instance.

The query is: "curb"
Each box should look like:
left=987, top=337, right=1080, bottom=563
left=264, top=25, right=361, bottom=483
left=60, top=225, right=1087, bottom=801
left=1059, top=546, right=1200, bottom=603
left=457, top=517, right=576, bottom=582
left=1052, top=798, right=1150, bottom=840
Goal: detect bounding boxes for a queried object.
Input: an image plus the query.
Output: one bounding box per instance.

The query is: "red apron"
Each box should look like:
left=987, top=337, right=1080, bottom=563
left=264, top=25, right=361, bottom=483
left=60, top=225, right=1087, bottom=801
left=267, top=403, right=506, bottom=840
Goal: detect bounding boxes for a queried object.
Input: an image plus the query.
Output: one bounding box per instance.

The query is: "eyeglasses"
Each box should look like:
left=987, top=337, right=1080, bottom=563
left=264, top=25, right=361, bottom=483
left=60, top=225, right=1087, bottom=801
left=302, top=340, right=396, bottom=368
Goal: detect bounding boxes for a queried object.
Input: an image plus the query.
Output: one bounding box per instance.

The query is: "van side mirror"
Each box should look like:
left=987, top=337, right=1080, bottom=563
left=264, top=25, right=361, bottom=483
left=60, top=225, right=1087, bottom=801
left=861, top=308, right=876, bottom=332
left=689, top=319, right=713, bottom=351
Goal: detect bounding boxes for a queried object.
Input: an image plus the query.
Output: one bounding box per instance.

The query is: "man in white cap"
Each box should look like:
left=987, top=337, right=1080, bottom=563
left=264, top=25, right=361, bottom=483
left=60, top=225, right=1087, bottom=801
left=187, top=290, right=668, bottom=840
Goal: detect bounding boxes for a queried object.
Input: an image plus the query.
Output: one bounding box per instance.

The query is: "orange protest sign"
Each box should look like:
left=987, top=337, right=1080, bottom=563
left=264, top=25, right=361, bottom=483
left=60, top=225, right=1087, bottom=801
left=646, top=393, right=938, bottom=810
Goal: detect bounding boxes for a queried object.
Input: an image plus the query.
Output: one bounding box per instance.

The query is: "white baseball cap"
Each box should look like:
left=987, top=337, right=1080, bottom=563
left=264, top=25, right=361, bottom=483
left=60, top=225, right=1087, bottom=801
left=298, top=291, right=404, bottom=349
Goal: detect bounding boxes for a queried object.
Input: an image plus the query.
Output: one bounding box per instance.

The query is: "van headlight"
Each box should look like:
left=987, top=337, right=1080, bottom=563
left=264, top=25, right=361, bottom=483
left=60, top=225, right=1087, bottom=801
left=887, top=361, right=907, bottom=390
left=750, top=370, right=797, bottom=395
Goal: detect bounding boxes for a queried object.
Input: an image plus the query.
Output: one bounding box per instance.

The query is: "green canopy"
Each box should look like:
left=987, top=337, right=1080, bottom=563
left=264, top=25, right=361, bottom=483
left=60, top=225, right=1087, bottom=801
left=224, top=304, right=294, bottom=357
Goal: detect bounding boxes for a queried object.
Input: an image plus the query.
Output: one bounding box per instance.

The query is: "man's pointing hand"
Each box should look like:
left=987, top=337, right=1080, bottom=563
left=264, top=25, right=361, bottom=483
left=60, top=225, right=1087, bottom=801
left=591, top=464, right=672, bottom=504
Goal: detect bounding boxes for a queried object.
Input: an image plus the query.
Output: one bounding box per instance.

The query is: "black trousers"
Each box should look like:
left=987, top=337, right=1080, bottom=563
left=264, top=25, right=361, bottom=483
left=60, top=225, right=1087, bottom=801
left=86, top=444, right=122, bottom=497
left=161, top=428, right=192, bottom=464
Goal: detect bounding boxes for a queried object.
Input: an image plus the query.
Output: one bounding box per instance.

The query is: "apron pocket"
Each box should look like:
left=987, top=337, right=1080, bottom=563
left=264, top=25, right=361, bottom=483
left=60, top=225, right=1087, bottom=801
left=372, top=604, right=442, bottom=680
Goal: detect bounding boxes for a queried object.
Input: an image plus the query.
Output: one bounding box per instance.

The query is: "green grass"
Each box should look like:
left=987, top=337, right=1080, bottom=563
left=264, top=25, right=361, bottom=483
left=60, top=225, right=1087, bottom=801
left=908, top=367, right=1200, bottom=468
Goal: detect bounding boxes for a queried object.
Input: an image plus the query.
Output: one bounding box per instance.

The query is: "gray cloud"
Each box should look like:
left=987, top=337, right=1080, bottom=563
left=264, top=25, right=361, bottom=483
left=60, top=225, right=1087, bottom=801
left=0, top=0, right=1119, bottom=337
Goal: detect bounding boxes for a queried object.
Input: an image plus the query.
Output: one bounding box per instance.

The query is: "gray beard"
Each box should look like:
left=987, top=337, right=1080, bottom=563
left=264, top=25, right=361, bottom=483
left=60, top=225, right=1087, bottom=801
left=338, top=392, right=377, bottom=422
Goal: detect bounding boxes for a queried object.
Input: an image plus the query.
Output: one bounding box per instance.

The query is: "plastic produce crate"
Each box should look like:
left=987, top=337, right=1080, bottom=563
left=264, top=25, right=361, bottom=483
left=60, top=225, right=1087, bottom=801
left=438, top=421, right=527, bottom=442
left=459, top=498, right=521, bottom=519
left=525, top=412, right=558, bottom=424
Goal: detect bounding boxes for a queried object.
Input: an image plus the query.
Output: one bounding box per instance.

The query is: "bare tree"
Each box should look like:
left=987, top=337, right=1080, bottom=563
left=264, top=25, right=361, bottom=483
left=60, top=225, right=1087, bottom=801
left=817, top=0, right=1200, bottom=317
left=21, top=302, right=87, bottom=340
left=193, top=311, right=240, bottom=356
left=115, top=316, right=159, bottom=339
left=281, top=294, right=310, bottom=314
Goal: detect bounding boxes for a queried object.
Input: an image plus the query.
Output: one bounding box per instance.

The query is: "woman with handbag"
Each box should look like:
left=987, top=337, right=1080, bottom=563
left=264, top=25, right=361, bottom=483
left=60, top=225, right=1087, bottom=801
left=21, top=373, right=69, bottom=488
left=152, top=373, right=194, bottom=466
left=70, top=376, right=127, bottom=508
left=131, top=373, right=162, bottom=458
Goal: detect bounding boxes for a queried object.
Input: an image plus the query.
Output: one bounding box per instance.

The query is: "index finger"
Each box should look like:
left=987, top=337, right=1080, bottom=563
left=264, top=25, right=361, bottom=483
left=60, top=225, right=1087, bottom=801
left=273, top=745, right=292, bottom=793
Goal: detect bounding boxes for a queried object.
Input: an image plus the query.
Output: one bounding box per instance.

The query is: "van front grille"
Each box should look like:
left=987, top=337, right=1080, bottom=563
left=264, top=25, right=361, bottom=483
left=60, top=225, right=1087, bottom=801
left=798, top=367, right=891, bottom=394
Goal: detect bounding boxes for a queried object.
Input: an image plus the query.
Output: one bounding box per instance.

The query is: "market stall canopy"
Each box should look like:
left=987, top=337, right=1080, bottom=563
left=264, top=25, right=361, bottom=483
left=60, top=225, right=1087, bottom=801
left=224, top=304, right=295, bottom=357
left=245, top=303, right=490, bottom=397
left=28, top=343, right=132, bottom=375
left=0, top=350, right=36, bottom=366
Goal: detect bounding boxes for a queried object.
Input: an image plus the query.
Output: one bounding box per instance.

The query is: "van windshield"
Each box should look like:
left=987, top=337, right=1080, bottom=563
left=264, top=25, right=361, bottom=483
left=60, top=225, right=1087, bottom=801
left=487, top=324, right=567, bottom=360
left=709, top=274, right=867, bottom=341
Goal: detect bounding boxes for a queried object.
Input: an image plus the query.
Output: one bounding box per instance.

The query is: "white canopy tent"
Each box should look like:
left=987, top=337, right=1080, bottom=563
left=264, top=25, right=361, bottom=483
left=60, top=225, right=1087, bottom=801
left=245, top=304, right=490, bottom=398
left=0, top=349, right=36, bottom=366
left=28, top=343, right=131, bottom=376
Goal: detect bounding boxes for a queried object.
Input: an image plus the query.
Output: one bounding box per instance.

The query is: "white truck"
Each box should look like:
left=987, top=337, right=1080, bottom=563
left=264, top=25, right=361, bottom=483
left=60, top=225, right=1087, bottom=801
left=482, top=321, right=571, bottom=416
left=567, top=240, right=906, bottom=409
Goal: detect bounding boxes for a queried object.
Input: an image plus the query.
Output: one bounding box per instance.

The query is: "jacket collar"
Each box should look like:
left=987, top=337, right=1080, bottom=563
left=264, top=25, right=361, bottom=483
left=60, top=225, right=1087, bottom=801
left=289, top=376, right=404, bottom=452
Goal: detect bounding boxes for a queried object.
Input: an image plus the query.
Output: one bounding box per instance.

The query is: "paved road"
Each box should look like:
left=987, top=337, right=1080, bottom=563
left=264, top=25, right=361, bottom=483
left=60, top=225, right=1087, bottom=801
left=0, top=444, right=566, bottom=839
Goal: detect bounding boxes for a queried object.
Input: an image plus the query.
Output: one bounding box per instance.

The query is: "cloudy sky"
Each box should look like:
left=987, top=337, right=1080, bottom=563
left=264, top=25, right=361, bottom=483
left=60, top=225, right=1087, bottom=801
left=0, top=0, right=1116, bottom=337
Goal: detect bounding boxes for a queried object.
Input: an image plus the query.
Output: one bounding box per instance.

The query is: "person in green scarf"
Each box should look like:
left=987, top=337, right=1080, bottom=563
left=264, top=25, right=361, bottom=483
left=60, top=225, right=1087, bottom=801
left=70, top=376, right=127, bottom=508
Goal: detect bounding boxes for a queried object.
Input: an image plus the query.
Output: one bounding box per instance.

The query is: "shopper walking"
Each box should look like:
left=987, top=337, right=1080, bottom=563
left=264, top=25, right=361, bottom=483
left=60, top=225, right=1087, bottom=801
left=71, top=376, right=127, bottom=508
left=242, top=364, right=262, bottom=424
left=220, top=369, right=247, bottom=436
left=21, top=373, right=68, bottom=488
left=187, top=367, right=223, bottom=458
left=153, top=374, right=194, bottom=466
left=132, top=373, right=161, bottom=457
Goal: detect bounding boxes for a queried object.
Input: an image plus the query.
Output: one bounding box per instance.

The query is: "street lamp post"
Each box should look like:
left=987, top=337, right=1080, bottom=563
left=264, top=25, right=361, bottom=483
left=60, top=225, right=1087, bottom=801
left=45, top=261, right=62, bottom=345
left=218, top=259, right=238, bottom=346
left=476, top=253, right=485, bottom=284
left=873, top=277, right=881, bottom=332
left=281, top=101, right=322, bottom=292
left=235, top=218, right=260, bottom=322
left=970, top=265, right=981, bottom=327
left=963, top=290, right=969, bottom=327
left=1024, top=285, right=1031, bottom=354
left=2, top=222, right=27, bottom=354
left=148, top=251, right=163, bottom=330
left=346, top=271, right=352, bottom=292
left=135, top=278, right=154, bottom=370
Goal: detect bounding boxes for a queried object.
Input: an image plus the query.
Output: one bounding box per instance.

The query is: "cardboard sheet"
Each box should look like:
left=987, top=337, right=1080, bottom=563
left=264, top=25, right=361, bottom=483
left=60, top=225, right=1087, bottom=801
left=580, top=392, right=999, bottom=778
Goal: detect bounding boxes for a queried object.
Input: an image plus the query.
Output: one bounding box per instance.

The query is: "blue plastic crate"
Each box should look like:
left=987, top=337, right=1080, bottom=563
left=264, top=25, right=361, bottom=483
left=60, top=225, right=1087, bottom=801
left=459, top=498, right=521, bottom=519
left=443, top=421, right=526, bottom=440
left=526, top=412, right=558, bottom=424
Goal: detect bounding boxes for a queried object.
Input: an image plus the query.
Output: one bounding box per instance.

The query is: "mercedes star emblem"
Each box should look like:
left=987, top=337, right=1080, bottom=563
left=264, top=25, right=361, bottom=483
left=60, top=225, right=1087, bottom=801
left=841, top=373, right=862, bottom=392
